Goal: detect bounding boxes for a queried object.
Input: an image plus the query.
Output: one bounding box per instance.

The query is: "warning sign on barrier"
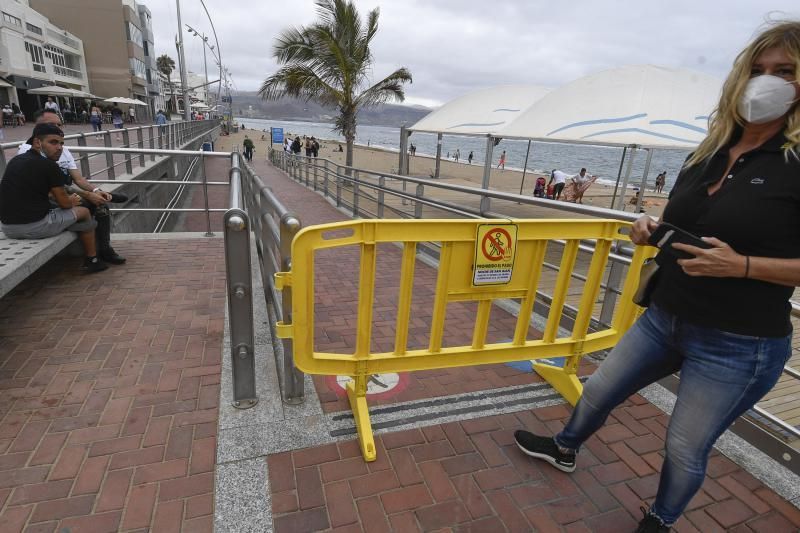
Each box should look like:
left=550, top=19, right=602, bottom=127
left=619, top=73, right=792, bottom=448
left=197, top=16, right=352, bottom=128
left=473, top=223, right=518, bottom=286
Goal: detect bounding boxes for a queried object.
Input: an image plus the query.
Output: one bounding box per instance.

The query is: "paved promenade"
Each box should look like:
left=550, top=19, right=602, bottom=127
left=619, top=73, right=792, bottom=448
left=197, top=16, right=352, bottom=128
left=0, top=143, right=798, bottom=531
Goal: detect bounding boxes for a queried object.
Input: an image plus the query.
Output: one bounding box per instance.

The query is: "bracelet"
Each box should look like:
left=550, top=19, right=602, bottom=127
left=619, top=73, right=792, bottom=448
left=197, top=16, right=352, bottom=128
left=744, top=256, right=750, bottom=279
left=92, top=187, right=101, bottom=193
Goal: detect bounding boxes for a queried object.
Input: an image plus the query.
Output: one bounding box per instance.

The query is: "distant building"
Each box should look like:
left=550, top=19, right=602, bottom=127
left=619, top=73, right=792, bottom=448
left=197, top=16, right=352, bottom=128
left=0, top=0, right=90, bottom=117
left=30, top=0, right=153, bottom=117
left=137, top=3, right=157, bottom=119
left=168, top=71, right=209, bottom=115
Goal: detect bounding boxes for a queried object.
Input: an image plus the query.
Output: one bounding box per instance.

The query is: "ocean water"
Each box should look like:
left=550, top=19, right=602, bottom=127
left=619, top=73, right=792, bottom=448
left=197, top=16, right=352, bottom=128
left=236, top=117, right=690, bottom=191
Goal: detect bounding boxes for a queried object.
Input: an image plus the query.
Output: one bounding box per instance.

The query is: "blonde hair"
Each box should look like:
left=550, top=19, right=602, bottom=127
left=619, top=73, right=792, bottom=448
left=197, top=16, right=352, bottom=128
left=687, top=20, right=800, bottom=167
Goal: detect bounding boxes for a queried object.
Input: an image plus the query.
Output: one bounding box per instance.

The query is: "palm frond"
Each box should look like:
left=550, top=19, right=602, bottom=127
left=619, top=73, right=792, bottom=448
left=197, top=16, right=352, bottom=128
left=354, top=67, right=413, bottom=108
left=259, top=65, right=342, bottom=107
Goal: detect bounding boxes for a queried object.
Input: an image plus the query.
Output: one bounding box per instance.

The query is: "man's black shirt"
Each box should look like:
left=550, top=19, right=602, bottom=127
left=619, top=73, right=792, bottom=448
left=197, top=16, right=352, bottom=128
left=0, top=150, right=66, bottom=225
left=652, top=130, right=800, bottom=337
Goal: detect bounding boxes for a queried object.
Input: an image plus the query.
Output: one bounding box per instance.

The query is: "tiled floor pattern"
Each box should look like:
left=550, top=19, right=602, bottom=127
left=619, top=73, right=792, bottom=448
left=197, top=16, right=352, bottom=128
left=269, top=400, right=800, bottom=533
left=0, top=238, right=225, bottom=532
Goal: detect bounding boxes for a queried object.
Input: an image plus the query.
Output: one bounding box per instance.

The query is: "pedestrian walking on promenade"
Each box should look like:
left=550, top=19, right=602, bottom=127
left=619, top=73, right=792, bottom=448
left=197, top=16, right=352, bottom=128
left=514, top=20, right=800, bottom=533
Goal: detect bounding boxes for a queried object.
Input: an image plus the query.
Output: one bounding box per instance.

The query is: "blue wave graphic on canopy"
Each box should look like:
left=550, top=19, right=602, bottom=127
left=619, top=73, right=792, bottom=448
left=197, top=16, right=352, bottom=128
left=580, top=128, right=698, bottom=144
left=547, top=113, right=647, bottom=136
left=492, top=108, right=520, bottom=112
left=649, top=120, right=707, bottom=134
left=446, top=121, right=506, bottom=129
left=694, top=115, right=710, bottom=120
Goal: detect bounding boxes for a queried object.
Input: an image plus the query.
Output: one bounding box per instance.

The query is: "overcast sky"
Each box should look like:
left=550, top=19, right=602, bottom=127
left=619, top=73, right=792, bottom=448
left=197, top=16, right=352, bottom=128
left=145, top=1, right=800, bottom=108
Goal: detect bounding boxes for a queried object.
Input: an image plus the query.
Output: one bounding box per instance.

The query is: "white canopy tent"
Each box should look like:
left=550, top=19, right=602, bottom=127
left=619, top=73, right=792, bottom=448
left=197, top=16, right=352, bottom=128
left=404, top=85, right=551, bottom=178
left=410, top=85, right=551, bottom=135
left=404, top=64, right=723, bottom=212
left=498, top=65, right=722, bottom=149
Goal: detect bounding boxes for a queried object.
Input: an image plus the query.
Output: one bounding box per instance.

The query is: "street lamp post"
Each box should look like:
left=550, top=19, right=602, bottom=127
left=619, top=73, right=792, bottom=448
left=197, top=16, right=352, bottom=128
left=175, top=0, right=191, bottom=121
left=186, top=25, right=215, bottom=116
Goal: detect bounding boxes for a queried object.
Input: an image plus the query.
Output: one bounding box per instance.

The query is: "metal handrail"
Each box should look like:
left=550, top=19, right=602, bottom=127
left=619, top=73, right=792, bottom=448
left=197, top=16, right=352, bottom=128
left=237, top=160, right=304, bottom=405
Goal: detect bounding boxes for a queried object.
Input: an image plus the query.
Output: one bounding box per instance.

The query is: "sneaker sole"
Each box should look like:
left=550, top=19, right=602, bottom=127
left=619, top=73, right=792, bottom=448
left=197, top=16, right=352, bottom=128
left=515, top=440, right=576, bottom=473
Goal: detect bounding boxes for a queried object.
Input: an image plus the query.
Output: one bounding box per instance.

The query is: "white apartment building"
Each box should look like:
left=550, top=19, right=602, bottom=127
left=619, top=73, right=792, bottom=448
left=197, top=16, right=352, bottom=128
left=0, top=0, right=89, bottom=118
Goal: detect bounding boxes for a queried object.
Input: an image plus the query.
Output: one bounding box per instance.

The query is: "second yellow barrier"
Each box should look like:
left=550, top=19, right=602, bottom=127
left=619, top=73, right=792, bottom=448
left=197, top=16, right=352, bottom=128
left=275, top=219, right=653, bottom=461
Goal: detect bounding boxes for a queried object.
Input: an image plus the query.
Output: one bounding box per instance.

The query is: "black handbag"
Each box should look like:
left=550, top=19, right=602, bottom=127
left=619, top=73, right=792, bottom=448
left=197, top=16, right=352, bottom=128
left=633, top=255, right=660, bottom=307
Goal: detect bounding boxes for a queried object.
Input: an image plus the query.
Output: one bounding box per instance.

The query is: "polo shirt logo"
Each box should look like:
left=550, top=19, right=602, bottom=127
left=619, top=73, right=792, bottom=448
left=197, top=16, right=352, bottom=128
left=750, top=178, right=765, bottom=185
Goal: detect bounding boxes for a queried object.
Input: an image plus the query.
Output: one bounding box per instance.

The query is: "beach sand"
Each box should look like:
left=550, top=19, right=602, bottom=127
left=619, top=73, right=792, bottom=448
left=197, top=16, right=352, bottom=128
left=226, top=127, right=668, bottom=219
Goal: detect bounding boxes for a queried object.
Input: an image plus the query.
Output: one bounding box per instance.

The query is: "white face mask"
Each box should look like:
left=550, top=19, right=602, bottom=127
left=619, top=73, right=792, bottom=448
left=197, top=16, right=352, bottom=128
left=737, top=74, right=798, bottom=124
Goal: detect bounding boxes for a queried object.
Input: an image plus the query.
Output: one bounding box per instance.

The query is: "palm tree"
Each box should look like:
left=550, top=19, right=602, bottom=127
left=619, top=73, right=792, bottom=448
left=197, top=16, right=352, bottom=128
left=157, top=55, right=177, bottom=115
left=259, top=0, right=412, bottom=169
left=156, top=54, right=175, bottom=78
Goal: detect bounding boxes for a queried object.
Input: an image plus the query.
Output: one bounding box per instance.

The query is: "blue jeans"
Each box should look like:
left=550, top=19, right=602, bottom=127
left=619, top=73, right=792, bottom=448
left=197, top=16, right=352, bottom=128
left=555, top=304, right=790, bottom=524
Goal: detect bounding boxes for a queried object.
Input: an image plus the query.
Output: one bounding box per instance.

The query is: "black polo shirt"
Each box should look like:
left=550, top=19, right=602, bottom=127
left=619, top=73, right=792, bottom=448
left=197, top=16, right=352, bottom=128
left=651, top=129, right=800, bottom=337
left=0, top=150, right=66, bottom=225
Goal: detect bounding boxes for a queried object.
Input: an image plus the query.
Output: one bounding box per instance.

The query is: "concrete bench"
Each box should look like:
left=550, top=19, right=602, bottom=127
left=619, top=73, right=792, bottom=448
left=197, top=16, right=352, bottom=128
left=0, top=231, right=77, bottom=299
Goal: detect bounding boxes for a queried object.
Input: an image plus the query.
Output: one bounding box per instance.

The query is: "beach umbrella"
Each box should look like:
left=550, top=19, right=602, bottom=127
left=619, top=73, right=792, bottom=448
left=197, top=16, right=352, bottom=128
left=28, top=85, right=87, bottom=97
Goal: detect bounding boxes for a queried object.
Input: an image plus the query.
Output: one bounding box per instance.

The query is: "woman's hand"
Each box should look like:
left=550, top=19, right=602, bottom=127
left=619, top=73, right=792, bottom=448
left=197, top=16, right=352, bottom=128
left=630, top=215, right=658, bottom=246
left=673, top=237, right=747, bottom=278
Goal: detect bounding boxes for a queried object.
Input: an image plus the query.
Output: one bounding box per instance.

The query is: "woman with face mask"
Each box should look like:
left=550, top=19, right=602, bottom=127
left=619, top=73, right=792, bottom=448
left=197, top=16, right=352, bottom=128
left=514, top=21, right=800, bottom=532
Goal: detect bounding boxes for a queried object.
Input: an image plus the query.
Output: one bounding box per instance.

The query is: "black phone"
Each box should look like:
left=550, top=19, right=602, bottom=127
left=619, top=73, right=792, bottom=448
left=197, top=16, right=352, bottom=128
left=647, top=223, right=712, bottom=260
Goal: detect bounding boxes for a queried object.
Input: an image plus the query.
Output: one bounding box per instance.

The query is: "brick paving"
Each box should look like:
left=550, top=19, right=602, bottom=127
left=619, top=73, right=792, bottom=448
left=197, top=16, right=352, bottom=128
left=268, top=400, right=800, bottom=532
left=253, top=155, right=800, bottom=532
left=0, top=237, right=225, bottom=532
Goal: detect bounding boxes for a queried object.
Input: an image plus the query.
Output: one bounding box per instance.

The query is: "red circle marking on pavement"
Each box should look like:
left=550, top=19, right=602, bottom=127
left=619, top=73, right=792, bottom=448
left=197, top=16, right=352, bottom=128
left=481, top=227, right=512, bottom=261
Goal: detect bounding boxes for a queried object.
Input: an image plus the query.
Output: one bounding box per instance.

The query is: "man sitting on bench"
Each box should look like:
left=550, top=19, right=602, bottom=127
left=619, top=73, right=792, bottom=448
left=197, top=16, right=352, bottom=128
left=18, top=109, right=126, bottom=264
left=0, top=123, right=107, bottom=273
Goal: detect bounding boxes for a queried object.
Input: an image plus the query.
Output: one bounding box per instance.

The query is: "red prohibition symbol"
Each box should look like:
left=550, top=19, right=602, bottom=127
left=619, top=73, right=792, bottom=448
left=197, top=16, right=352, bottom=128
left=481, top=228, right=513, bottom=261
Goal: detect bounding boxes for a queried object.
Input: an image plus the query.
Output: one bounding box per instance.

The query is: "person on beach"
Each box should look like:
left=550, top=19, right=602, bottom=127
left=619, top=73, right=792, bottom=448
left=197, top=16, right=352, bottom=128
left=548, top=169, right=568, bottom=200
left=468, top=151, right=474, bottom=164
left=562, top=168, right=597, bottom=204
left=514, top=21, right=800, bottom=532
left=656, top=172, right=667, bottom=194
left=497, top=150, right=507, bottom=169
left=533, top=176, right=547, bottom=198
left=454, top=149, right=460, bottom=162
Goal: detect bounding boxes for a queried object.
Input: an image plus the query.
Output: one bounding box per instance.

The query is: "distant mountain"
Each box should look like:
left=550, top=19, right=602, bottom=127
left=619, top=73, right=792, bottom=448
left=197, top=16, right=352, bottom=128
left=231, top=92, right=431, bottom=127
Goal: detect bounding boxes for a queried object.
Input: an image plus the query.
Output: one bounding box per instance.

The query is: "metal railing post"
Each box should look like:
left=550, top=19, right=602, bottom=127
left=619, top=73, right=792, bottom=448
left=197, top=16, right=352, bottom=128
left=336, top=164, right=342, bottom=207
left=378, top=176, right=385, bottom=218
left=323, top=160, right=329, bottom=198
left=201, top=153, right=214, bottom=236
left=0, top=147, right=6, bottom=176
left=224, top=152, right=257, bottom=409
left=149, top=126, right=156, bottom=159
left=313, top=159, right=318, bottom=191
left=415, top=184, right=424, bottom=218
left=305, top=157, right=310, bottom=186
left=104, top=132, right=115, bottom=180
left=136, top=128, right=145, bottom=167
left=122, top=130, right=133, bottom=175
left=279, top=214, right=305, bottom=404
left=352, top=170, right=360, bottom=217
left=77, top=133, right=90, bottom=178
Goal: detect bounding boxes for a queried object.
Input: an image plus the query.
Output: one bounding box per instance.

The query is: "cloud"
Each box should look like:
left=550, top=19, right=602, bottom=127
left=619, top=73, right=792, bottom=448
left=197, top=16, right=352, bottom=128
left=144, top=0, right=800, bottom=107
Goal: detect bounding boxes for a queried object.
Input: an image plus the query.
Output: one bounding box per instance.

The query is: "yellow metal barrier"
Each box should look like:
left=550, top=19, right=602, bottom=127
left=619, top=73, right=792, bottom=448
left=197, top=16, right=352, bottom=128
left=275, top=219, right=654, bottom=461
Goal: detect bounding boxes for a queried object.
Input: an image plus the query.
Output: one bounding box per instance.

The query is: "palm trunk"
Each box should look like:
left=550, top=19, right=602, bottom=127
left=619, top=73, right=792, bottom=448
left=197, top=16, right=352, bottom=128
left=343, top=108, right=356, bottom=178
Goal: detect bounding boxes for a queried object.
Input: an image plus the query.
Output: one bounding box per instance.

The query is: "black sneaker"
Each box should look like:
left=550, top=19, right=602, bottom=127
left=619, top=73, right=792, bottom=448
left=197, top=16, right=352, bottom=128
left=513, top=430, right=576, bottom=473
left=635, top=507, right=670, bottom=533
left=100, top=248, right=126, bottom=265
left=83, top=256, right=108, bottom=273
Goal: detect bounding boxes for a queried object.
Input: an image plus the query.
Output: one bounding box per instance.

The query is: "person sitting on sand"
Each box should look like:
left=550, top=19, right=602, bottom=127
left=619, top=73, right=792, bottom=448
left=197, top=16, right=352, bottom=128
left=533, top=176, right=547, bottom=198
